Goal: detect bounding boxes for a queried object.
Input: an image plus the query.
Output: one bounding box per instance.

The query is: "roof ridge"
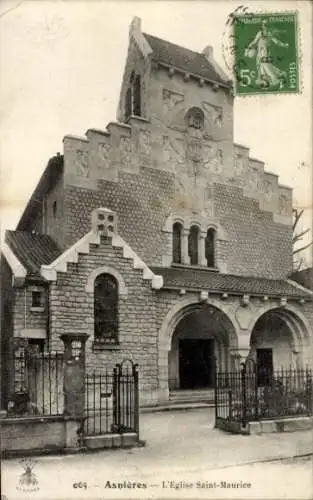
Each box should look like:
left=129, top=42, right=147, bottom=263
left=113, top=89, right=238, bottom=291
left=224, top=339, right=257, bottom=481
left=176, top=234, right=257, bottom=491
left=143, top=32, right=204, bottom=58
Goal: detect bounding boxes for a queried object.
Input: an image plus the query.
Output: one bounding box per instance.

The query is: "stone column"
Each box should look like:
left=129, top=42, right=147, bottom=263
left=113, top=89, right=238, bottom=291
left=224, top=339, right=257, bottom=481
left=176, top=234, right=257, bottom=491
left=199, top=232, right=207, bottom=266
left=61, top=333, right=89, bottom=418
left=182, top=229, right=190, bottom=265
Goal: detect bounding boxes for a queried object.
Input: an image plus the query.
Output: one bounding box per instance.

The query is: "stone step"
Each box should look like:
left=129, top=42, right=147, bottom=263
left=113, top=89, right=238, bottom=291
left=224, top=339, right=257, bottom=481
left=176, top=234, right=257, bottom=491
left=169, top=389, right=215, bottom=404
left=141, top=402, right=215, bottom=413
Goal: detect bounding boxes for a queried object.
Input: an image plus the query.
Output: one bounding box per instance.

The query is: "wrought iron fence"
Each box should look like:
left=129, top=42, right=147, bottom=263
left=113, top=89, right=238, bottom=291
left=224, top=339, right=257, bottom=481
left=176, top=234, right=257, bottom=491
left=9, top=349, right=64, bottom=417
left=215, top=361, right=313, bottom=431
left=84, top=360, right=139, bottom=436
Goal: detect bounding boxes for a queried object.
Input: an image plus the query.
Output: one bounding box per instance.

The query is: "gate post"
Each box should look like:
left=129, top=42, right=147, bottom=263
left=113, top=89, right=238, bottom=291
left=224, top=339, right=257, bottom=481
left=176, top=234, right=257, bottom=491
left=133, top=363, right=139, bottom=435
left=61, top=333, right=88, bottom=418
left=241, top=362, right=247, bottom=429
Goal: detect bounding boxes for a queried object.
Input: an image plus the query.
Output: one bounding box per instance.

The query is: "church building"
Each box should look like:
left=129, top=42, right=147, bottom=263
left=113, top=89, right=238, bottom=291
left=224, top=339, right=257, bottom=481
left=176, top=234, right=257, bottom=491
left=1, top=17, right=313, bottom=407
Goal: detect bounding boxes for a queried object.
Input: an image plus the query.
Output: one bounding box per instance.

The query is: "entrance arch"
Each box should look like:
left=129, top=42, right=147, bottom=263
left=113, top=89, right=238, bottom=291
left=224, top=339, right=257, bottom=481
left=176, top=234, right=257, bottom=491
left=249, top=306, right=311, bottom=373
left=158, top=296, right=239, bottom=400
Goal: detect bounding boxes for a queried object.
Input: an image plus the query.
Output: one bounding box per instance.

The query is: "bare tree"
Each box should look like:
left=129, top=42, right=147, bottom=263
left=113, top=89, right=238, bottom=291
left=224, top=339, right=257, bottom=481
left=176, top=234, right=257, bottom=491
left=293, top=208, right=313, bottom=271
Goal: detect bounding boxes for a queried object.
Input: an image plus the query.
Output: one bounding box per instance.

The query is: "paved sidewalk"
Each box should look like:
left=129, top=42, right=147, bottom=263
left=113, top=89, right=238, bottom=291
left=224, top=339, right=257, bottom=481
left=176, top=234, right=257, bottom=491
left=2, top=409, right=312, bottom=500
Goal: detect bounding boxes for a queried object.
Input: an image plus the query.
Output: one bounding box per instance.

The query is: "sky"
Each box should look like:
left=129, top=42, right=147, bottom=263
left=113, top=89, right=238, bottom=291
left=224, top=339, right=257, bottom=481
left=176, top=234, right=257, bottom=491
left=0, top=0, right=312, bottom=265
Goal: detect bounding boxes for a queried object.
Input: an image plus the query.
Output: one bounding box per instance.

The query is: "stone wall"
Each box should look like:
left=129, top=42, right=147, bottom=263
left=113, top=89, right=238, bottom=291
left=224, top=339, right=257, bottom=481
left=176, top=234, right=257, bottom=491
left=12, top=286, right=47, bottom=339
left=48, top=235, right=159, bottom=405
left=62, top=168, right=292, bottom=278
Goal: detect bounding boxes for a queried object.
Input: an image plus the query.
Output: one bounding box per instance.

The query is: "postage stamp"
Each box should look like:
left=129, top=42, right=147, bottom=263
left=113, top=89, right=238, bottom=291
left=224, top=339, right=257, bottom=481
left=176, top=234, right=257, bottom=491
left=233, top=12, right=299, bottom=95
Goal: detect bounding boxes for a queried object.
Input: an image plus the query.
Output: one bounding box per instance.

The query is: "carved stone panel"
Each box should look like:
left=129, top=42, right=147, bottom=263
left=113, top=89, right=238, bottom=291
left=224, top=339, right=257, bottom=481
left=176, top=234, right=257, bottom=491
left=119, top=137, right=134, bottom=166
left=162, top=89, right=184, bottom=115
left=138, top=130, right=151, bottom=163
left=187, top=138, right=202, bottom=164
left=163, top=136, right=185, bottom=169
left=263, top=180, right=274, bottom=201
left=97, top=143, right=110, bottom=167
left=234, top=153, right=245, bottom=176
left=248, top=167, right=260, bottom=191
left=202, top=102, right=223, bottom=128
left=75, top=149, right=89, bottom=178
left=278, top=194, right=291, bottom=216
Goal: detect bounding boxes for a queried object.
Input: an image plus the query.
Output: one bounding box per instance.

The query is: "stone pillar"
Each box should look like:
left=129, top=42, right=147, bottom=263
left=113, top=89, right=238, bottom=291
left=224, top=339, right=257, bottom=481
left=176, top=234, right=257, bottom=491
left=182, top=229, right=190, bottom=265
left=229, top=329, right=251, bottom=371
left=61, top=333, right=89, bottom=418
left=199, top=232, right=207, bottom=266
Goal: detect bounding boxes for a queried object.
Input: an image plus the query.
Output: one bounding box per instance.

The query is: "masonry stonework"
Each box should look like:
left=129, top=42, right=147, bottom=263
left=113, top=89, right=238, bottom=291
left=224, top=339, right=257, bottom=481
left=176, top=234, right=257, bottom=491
left=2, top=17, right=312, bottom=411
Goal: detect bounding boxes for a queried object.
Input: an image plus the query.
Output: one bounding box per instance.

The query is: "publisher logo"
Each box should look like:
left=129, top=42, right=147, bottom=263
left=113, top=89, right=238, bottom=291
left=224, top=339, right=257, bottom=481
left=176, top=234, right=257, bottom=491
left=16, top=457, right=39, bottom=493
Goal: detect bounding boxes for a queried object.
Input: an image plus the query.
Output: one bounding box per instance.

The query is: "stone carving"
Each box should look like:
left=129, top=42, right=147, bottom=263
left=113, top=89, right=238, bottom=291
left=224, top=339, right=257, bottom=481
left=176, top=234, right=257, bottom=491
left=248, top=167, right=260, bottom=191
left=187, top=138, right=202, bottom=163
left=263, top=180, right=274, bottom=201
left=234, top=153, right=244, bottom=176
left=278, top=194, right=291, bottom=216
left=202, top=102, right=223, bottom=127
left=163, top=136, right=185, bottom=166
left=75, top=149, right=89, bottom=177
left=98, top=143, right=110, bottom=166
left=120, top=137, right=133, bottom=165
left=162, top=89, right=184, bottom=114
left=213, top=149, right=223, bottom=173
left=138, top=130, right=151, bottom=156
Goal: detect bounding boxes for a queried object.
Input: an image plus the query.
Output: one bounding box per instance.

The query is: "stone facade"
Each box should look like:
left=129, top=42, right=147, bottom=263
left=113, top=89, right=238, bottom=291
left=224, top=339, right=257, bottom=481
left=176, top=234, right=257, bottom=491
left=2, top=17, right=313, bottom=408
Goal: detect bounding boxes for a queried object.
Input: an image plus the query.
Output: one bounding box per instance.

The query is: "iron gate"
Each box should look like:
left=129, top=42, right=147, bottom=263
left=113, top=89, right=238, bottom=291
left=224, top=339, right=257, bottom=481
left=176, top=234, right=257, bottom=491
left=215, top=359, right=313, bottom=433
left=84, top=360, right=139, bottom=436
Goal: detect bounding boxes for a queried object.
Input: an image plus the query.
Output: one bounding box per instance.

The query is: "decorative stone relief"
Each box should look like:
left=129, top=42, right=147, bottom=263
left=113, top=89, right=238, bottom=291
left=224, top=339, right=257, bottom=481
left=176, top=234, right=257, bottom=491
left=202, top=102, right=223, bottom=128
left=212, top=149, right=223, bottom=173
left=234, top=153, right=244, bottom=176
left=98, top=143, right=110, bottom=167
left=138, top=130, right=151, bottom=162
left=120, top=137, right=134, bottom=166
left=248, top=167, right=260, bottom=191
left=75, top=149, right=89, bottom=177
left=162, top=89, right=184, bottom=114
left=163, top=136, right=185, bottom=167
left=263, top=180, right=274, bottom=201
left=187, top=138, right=202, bottom=164
left=278, top=194, right=291, bottom=216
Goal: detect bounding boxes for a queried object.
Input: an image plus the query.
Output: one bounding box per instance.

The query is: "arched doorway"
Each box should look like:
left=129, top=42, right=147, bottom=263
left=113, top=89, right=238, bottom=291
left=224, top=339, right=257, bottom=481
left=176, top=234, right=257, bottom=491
left=168, top=304, right=237, bottom=391
left=249, top=307, right=310, bottom=376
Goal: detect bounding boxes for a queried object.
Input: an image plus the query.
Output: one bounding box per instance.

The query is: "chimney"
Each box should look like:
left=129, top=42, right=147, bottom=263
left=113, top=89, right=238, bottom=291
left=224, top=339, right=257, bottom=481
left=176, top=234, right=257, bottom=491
left=202, top=45, right=214, bottom=60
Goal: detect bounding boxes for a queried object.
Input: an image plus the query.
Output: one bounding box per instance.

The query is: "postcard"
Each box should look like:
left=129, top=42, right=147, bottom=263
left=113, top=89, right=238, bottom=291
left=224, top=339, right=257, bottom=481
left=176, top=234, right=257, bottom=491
left=0, top=1, right=312, bottom=499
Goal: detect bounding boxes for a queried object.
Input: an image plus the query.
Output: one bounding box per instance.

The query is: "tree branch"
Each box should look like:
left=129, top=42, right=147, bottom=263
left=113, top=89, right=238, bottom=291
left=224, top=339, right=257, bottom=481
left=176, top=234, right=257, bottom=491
left=293, top=241, right=313, bottom=255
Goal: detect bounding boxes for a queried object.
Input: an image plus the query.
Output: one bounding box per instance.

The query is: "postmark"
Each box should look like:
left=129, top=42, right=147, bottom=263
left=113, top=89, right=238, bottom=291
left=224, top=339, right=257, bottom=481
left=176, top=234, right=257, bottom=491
left=232, top=12, right=299, bottom=95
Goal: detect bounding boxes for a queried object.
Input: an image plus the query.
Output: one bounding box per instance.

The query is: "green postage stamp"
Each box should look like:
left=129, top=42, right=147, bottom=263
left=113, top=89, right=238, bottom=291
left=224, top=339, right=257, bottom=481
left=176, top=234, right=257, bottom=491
left=233, top=12, right=299, bottom=95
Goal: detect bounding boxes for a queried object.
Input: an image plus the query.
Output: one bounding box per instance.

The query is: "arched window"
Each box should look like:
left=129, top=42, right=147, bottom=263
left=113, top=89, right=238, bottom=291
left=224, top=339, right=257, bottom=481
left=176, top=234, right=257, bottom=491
left=205, top=228, right=216, bottom=267
left=124, top=72, right=141, bottom=121
left=94, top=274, right=118, bottom=344
left=133, top=75, right=141, bottom=116
left=188, top=225, right=200, bottom=265
left=125, top=88, right=132, bottom=121
left=185, top=107, right=204, bottom=130
left=172, top=222, right=183, bottom=264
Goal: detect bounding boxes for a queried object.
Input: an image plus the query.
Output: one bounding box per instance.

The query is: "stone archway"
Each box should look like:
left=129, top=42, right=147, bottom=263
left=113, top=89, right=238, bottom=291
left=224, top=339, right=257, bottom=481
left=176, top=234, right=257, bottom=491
left=249, top=306, right=311, bottom=372
left=157, top=296, right=239, bottom=401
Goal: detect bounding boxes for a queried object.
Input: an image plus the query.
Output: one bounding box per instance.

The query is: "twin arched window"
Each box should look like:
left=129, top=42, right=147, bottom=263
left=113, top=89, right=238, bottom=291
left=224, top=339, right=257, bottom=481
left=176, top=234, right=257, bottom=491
left=172, top=222, right=183, bottom=264
left=94, top=274, right=118, bottom=343
left=125, top=71, right=141, bottom=121
left=172, top=224, right=216, bottom=267
left=188, top=226, right=200, bottom=265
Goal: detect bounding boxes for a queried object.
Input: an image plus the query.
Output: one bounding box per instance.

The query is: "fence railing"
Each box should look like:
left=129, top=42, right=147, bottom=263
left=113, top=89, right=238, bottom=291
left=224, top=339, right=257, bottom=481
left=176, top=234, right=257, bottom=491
left=215, top=363, right=313, bottom=430
left=9, top=350, right=64, bottom=417
left=85, top=361, right=139, bottom=436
